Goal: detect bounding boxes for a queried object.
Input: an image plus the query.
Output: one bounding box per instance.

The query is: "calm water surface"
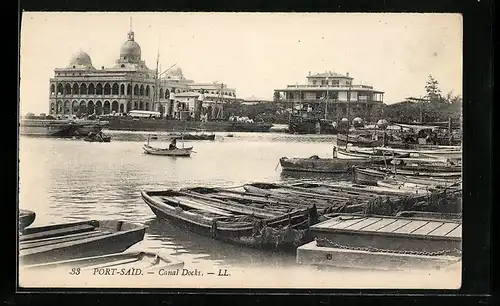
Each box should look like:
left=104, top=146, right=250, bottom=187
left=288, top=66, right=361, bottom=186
left=18, top=131, right=346, bottom=268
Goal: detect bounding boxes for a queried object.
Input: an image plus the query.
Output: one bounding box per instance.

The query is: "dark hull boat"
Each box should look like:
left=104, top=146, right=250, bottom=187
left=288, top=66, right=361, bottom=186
left=19, top=209, right=36, bottom=231
left=279, top=155, right=389, bottom=174
left=169, top=133, right=215, bottom=141
left=84, top=135, right=111, bottom=142
left=288, top=118, right=338, bottom=135
left=140, top=189, right=318, bottom=251
left=106, top=117, right=273, bottom=133
left=19, top=220, right=147, bottom=265
left=353, top=167, right=461, bottom=186
left=23, top=250, right=184, bottom=272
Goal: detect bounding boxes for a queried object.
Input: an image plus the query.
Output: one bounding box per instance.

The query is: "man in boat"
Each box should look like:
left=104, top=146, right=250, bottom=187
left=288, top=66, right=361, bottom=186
left=168, top=138, right=178, bottom=150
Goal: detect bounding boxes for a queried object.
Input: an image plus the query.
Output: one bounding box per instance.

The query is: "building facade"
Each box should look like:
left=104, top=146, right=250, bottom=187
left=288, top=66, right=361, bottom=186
left=48, top=27, right=237, bottom=119
left=273, top=71, right=385, bottom=122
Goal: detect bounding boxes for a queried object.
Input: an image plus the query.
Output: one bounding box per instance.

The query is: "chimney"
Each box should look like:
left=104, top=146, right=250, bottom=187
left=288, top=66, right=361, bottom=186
left=308, top=71, right=311, bottom=76
left=346, top=72, right=350, bottom=77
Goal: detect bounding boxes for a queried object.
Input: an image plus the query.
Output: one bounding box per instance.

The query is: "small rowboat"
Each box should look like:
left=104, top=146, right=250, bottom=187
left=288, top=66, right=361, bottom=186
left=22, top=250, right=184, bottom=272
left=140, top=189, right=317, bottom=250
left=19, top=219, right=147, bottom=265
left=19, top=209, right=36, bottom=231
left=143, top=144, right=193, bottom=157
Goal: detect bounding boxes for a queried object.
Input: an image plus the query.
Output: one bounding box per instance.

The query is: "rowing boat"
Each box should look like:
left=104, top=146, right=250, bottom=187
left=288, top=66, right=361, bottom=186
left=279, top=155, right=388, bottom=174
left=140, top=189, right=317, bottom=250
left=19, top=219, right=147, bottom=265
left=19, top=209, right=36, bottom=231
left=143, top=144, right=193, bottom=157
left=22, top=250, right=184, bottom=272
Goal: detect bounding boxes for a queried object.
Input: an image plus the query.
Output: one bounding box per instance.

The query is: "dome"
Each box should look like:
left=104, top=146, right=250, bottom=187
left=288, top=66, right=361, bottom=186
left=120, top=40, right=141, bottom=57
left=352, top=117, right=364, bottom=128
left=377, top=119, right=389, bottom=129
left=341, top=118, right=348, bottom=122
left=68, top=51, right=93, bottom=68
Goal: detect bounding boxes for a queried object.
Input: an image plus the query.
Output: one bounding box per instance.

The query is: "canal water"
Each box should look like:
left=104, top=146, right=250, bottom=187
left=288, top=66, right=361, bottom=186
left=17, top=131, right=460, bottom=289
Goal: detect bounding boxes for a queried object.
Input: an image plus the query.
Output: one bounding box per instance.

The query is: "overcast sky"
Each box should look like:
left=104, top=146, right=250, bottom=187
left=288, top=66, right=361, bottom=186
left=19, top=12, right=462, bottom=115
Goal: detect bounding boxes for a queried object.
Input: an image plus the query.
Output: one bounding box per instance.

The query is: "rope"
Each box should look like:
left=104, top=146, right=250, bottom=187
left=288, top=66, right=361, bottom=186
left=315, top=237, right=462, bottom=257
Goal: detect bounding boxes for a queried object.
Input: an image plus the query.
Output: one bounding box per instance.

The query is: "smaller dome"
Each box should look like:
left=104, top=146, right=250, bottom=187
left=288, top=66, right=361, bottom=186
left=352, top=117, right=364, bottom=128
left=377, top=119, right=389, bottom=129
left=68, top=51, right=93, bottom=68
left=341, top=118, right=348, bottom=122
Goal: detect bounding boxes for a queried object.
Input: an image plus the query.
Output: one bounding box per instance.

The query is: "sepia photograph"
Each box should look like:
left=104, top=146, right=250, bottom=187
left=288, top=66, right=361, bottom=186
left=18, top=12, right=463, bottom=289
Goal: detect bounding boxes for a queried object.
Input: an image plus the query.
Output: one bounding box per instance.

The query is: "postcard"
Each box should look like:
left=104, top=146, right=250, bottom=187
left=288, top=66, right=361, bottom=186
left=18, top=12, right=462, bottom=289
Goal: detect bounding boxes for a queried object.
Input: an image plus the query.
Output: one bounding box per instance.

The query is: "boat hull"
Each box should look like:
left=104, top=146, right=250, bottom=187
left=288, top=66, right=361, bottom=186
left=19, top=220, right=147, bottom=265
left=106, top=117, right=273, bottom=133
left=19, top=119, right=107, bottom=137
left=141, top=190, right=313, bottom=251
left=19, top=209, right=36, bottom=231
left=279, top=156, right=387, bottom=174
left=143, top=145, right=193, bottom=156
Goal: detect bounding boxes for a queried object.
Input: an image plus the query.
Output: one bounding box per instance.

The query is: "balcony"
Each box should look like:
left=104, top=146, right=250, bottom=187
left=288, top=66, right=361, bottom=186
left=283, top=84, right=374, bottom=90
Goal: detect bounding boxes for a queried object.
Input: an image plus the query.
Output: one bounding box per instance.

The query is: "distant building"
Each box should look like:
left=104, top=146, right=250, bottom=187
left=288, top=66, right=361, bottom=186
left=273, top=71, right=385, bottom=122
left=48, top=25, right=237, bottom=119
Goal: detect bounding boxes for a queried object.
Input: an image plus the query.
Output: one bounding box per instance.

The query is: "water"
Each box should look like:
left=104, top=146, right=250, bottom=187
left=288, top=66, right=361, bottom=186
left=18, top=132, right=340, bottom=264
left=18, top=131, right=461, bottom=288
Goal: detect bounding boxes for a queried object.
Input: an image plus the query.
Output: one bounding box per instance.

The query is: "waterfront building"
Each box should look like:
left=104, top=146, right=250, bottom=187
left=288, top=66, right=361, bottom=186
left=48, top=25, right=237, bottom=119
left=273, top=71, right=385, bottom=123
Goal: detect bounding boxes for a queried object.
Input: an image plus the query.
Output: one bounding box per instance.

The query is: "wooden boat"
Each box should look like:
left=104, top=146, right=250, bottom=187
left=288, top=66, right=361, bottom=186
left=337, top=133, right=379, bottom=147
left=143, top=144, right=193, bottom=157
left=373, top=146, right=462, bottom=161
left=375, top=166, right=462, bottom=178
left=19, top=209, right=36, bottom=231
left=22, top=250, right=184, bottom=272
left=279, top=155, right=388, bottom=174
left=297, top=214, right=462, bottom=270
left=377, top=178, right=461, bottom=192
left=245, top=181, right=431, bottom=199
left=19, top=220, right=147, bottom=265
left=140, top=189, right=317, bottom=250
left=84, top=135, right=111, bottom=142
left=168, top=133, right=215, bottom=141
left=353, top=167, right=460, bottom=186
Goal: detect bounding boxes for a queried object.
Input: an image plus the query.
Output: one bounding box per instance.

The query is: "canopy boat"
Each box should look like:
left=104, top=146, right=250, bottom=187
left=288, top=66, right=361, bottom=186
left=19, top=209, right=36, bottom=231
left=19, top=219, right=147, bottom=265
left=278, top=155, right=389, bottom=174
left=140, top=189, right=317, bottom=250
left=143, top=144, right=193, bottom=157
left=22, top=250, right=184, bottom=272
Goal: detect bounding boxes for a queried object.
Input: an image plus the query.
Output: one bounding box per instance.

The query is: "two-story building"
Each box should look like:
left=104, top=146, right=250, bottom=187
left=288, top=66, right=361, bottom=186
left=273, top=71, right=385, bottom=123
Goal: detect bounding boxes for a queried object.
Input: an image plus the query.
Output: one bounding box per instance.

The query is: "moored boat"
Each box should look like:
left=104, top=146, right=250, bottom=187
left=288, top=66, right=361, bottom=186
left=19, top=219, right=147, bottom=265
left=22, top=250, right=184, bottom=272
left=19, top=118, right=108, bottom=138
left=142, top=144, right=193, bottom=157
left=19, top=209, right=36, bottom=231
left=140, top=189, right=318, bottom=250
left=279, top=155, right=389, bottom=174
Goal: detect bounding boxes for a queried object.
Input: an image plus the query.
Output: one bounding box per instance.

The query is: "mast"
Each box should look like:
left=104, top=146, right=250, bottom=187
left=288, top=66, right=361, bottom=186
left=154, top=38, right=160, bottom=113
left=324, top=77, right=329, bottom=120
left=345, top=84, right=351, bottom=149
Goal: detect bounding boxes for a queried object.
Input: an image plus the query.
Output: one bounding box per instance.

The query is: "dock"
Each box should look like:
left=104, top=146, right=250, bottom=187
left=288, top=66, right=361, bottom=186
left=297, top=214, right=462, bottom=270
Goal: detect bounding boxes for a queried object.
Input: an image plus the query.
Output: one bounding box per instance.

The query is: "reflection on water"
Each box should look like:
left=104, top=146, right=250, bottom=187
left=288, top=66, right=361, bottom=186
left=18, top=132, right=337, bottom=267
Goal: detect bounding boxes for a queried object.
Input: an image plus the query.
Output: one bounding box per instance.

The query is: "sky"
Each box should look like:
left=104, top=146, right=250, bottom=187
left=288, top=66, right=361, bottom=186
left=19, top=12, right=463, bottom=115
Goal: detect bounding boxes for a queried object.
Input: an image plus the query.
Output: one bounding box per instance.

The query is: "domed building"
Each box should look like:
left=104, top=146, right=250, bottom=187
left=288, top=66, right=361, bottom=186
left=48, top=25, right=238, bottom=118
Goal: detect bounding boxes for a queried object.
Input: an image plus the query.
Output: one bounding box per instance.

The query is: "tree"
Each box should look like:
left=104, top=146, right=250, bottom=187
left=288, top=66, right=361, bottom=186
left=425, top=74, right=442, bottom=102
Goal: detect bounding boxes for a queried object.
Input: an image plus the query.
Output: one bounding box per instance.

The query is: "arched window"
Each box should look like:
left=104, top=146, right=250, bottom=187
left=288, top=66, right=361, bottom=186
left=140, top=85, right=144, bottom=96
left=96, top=83, right=103, bottom=95
left=104, top=83, right=111, bottom=95
left=88, top=83, right=95, bottom=95
left=80, top=83, right=87, bottom=95
left=159, top=88, right=163, bottom=99
left=145, top=85, right=150, bottom=97
left=120, top=84, right=125, bottom=95
left=111, top=101, right=119, bottom=112
left=72, top=83, right=79, bottom=95
left=57, top=83, right=63, bottom=95
left=112, top=83, right=119, bottom=95
left=134, top=84, right=139, bottom=96
left=64, top=84, right=72, bottom=95
left=165, top=89, right=170, bottom=99
left=127, top=84, right=131, bottom=95
left=50, top=84, right=55, bottom=95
